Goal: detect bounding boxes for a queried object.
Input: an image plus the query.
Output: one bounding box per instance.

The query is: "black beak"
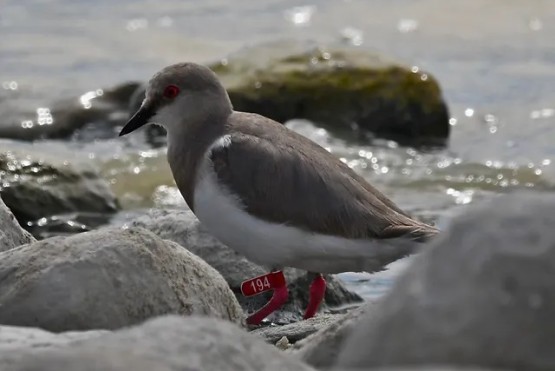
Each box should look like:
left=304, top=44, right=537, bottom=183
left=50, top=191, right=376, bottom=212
left=119, top=103, right=155, bottom=136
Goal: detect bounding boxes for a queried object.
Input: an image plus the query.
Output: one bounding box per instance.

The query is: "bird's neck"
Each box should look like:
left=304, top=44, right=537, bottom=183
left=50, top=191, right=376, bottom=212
left=166, top=113, right=229, bottom=211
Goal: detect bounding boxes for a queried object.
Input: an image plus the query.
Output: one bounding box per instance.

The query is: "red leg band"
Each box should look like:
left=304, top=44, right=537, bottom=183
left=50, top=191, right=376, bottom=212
left=246, top=284, right=288, bottom=325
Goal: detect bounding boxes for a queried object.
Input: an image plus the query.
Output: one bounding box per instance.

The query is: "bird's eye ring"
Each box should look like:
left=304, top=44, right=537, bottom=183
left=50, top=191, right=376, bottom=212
left=163, top=85, right=180, bottom=99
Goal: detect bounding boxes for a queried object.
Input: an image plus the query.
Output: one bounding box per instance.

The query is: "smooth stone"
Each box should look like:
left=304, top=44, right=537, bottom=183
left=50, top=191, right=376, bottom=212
left=0, top=141, right=119, bottom=236
left=129, top=208, right=362, bottom=324
left=0, top=315, right=315, bottom=371
left=0, top=227, right=243, bottom=332
left=337, top=192, right=555, bottom=370
left=0, top=195, right=35, bottom=252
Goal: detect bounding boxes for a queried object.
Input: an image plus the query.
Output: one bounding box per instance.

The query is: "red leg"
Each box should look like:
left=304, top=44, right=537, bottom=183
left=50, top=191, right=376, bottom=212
left=304, top=274, right=326, bottom=319
left=246, top=284, right=289, bottom=325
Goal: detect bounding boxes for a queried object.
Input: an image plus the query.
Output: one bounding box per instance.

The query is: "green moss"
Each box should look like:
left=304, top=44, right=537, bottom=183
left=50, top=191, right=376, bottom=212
left=237, top=66, right=442, bottom=114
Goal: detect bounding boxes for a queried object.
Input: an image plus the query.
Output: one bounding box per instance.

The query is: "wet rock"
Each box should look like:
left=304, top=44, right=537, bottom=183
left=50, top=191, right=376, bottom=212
left=129, top=208, right=363, bottom=323
left=0, top=143, right=119, bottom=236
left=0, top=195, right=35, bottom=252
left=0, top=83, right=139, bottom=141
left=0, top=227, right=243, bottom=332
left=0, top=315, right=315, bottom=371
left=337, top=193, right=555, bottom=370
left=252, top=313, right=342, bottom=345
left=291, top=303, right=373, bottom=368
left=131, top=40, right=450, bottom=147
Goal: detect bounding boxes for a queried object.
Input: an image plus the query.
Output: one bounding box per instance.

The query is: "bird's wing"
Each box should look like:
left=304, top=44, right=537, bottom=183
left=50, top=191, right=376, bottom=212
left=208, top=131, right=437, bottom=241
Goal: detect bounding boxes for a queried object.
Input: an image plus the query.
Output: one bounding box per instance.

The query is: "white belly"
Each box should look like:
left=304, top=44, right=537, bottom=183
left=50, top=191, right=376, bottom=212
left=193, top=156, right=407, bottom=274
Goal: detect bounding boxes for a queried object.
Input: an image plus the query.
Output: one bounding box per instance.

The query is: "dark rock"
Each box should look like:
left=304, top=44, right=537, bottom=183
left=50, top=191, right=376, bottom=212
left=337, top=192, right=555, bottom=370
left=0, top=315, right=315, bottom=371
left=291, top=303, right=374, bottom=368
left=0, top=145, right=119, bottom=236
left=0, top=227, right=243, bottom=332
left=0, top=83, right=139, bottom=141
left=129, top=208, right=363, bottom=324
left=0, top=195, right=35, bottom=252
left=130, top=40, right=449, bottom=147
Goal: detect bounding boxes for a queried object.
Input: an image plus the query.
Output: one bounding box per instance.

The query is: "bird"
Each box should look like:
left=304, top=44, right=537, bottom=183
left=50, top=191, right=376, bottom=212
left=119, top=62, right=439, bottom=325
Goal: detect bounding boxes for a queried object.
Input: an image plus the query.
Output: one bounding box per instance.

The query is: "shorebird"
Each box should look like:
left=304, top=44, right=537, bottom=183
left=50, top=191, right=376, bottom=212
left=119, top=62, right=439, bottom=325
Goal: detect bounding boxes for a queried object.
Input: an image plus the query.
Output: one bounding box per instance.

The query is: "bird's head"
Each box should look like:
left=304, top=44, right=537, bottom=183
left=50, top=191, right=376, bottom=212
left=119, top=62, right=232, bottom=137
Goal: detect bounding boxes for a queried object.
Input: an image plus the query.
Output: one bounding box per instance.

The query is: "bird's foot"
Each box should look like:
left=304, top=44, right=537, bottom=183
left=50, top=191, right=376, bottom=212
left=304, top=273, right=326, bottom=319
left=241, top=271, right=288, bottom=325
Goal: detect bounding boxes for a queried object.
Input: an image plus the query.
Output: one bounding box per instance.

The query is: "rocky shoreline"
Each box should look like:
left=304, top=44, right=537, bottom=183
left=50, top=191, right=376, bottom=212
left=1, top=41, right=551, bottom=370
left=2, top=192, right=555, bottom=370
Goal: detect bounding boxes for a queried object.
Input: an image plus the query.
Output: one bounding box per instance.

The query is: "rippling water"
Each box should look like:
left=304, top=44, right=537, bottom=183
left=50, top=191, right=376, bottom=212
left=2, top=0, right=555, bottom=299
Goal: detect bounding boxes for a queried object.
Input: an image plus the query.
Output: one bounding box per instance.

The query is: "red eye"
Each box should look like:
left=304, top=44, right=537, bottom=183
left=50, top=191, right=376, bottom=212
left=163, top=85, right=180, bottom=99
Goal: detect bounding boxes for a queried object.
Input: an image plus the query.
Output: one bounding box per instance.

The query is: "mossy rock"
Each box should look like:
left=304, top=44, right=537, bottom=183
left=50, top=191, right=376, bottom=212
left=0, top=144, right=119, bottom=236
left=209, top=40, right=450, bottom=146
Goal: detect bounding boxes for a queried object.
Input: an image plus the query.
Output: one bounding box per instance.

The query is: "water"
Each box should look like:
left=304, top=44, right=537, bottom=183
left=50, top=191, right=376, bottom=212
left=2, top=0, right=555, bottom=299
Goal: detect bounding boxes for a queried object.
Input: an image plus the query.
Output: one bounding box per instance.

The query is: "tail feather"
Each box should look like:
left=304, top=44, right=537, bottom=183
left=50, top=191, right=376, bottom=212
left=380, top=223, right=440, bottom=242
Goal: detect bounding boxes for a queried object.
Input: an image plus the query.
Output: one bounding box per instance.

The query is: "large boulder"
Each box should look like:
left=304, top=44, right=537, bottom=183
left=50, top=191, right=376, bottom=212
left=128, top=40, right=450, bottom=147
left=0, top=195, right=35, bottom=252
left=0, top=315, right=315, bottom=371
left=337, top=193, right=555, bottom=370
left=0, top=227, right=243, bottom=332
left=0, top=141, right=119, bottom=237
left=129, top=208, right=362, bottom=324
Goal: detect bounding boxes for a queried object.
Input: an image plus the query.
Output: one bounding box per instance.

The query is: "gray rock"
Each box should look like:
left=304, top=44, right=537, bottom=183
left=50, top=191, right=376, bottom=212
left=130, top=208, right=362, bottom=323
left=0, top=144, right=119, bottom=236
left=291, top=303, right=374, bottom=368
left=337, top=193, right=555, bottom=370
left=0, top=227, right=243, bottom=331
left=0, top=325, right=107, bottom=352
left=0, top=315, right=315, bottom=371
left=0, top=195, right=35, bottom=252
left=252, top=313, right=342, bottom=344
